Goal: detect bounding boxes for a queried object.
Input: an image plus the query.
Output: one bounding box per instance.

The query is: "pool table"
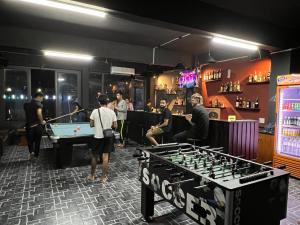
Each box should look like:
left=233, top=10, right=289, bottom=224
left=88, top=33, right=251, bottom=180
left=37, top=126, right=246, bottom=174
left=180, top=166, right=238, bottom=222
left=47, top=122, right=95, bottom=168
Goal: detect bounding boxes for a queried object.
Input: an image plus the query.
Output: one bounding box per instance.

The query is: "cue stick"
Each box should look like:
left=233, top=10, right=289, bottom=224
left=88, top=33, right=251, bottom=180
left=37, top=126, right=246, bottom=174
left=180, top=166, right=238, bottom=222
left=29, top=109, right=85, bottom=128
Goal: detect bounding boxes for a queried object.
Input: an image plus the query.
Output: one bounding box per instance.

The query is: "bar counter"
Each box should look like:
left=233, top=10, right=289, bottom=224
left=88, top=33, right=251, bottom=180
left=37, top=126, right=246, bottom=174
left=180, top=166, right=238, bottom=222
left=127, top=111, right=258, bottom=160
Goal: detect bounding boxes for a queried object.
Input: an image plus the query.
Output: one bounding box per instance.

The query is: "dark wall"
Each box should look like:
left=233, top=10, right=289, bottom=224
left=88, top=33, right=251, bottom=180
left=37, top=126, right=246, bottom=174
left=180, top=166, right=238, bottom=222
left=267, top=51, right=291, bottom=124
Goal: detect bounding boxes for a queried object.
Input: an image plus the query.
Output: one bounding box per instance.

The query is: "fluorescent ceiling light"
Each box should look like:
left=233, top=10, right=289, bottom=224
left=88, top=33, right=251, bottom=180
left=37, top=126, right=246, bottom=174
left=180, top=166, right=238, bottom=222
left=43, top=50, right=93, bottom=61
left=58, top=78, right=65, bottom=82
left=16, top=0, right=107, bottom=18
left=212, top=36, right=259, bottom=51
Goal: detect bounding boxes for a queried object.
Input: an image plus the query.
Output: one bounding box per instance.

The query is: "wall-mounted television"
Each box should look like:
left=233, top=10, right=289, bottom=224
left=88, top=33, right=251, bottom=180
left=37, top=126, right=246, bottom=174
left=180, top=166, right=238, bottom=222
left=178, top=70, right=198, bottom=88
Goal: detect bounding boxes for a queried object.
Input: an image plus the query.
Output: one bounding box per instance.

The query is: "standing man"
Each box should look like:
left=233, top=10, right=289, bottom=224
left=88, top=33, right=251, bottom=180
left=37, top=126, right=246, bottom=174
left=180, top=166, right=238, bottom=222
left=24, top=92, right=46, bottom=159
left=173, top=93, right=209, bottom=143
left=115, top=91, right=127, bottom=148
left=71, top=102, right=87, bottom=122
left=88, top=94, right=117, bottom=183
left=146, top=99, right=172, bottom=146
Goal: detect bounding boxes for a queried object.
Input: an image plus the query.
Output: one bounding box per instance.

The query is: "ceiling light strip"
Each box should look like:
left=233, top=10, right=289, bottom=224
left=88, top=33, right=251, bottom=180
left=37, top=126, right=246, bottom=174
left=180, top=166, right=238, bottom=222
left=212, top=37, right=258, bottom=51
left=43, top=50, right=93, bottom=61
left=16, top=0, right=106, bottom=18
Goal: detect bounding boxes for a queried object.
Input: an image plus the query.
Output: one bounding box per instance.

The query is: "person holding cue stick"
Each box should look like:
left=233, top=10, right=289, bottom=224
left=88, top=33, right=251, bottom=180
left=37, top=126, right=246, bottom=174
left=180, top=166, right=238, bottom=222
left=24, top=92, right=46, bottom=160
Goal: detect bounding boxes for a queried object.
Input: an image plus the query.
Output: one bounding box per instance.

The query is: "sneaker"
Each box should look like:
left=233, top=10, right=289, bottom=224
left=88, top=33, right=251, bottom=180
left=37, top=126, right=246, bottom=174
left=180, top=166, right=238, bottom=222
left=29, top=152, right=34, bottom=160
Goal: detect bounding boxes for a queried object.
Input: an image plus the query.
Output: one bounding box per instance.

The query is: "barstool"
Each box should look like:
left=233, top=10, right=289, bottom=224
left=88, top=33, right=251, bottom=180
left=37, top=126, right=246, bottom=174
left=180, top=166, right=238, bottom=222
left=137, top=124, right=145, bottom=146
left=187, top=138, right=205, bottom=147
left=161, top=131, right=173, bottom=144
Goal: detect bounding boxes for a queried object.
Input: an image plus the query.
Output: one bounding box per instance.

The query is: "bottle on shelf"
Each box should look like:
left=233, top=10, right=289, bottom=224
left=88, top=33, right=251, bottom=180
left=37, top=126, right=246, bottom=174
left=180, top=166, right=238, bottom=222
left=236, top=80, right=240, bottom=92
left=218, top=69, right=221, bottom=79
left=233, top=82, right=237, bottom=92
left=220, top=83, right=223, bottom=92
left=236, top=96, right=240, bottom=108
left=253, top=71, right=258, bottom=82
left=242, top=98, right=246, bottom=108
left=246, top=99, right=251, bottom=108
left=255, top=97, right=259, bottom=109
left=229, top=81, right=233, bottom=92
left=249, top=74, right=253, bottom=83
left=258, top=72, right=262, bottom=82
left=267, top=71, right=271, bottom=80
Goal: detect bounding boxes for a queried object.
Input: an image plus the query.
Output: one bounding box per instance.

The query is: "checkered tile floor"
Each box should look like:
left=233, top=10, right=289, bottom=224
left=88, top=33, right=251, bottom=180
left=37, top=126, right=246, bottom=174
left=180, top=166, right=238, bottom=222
left=0, top=138, right=300, bottom=225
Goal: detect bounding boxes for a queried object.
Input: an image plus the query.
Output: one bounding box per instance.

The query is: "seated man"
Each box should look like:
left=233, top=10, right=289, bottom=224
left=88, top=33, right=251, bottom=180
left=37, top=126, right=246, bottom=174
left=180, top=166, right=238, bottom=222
left=174, top=93, right=209, bottom=143
left=146, top=99, right=172, bottom=146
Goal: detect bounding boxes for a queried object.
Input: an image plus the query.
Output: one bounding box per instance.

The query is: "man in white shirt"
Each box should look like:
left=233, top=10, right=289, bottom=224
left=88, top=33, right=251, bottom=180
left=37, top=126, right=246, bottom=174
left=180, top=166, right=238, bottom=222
left=88, top=95, right=117, bottom=183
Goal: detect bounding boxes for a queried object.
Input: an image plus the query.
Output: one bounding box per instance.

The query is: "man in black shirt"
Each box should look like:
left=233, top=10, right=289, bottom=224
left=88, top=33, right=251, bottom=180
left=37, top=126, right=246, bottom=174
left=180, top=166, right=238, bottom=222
left=24, top=92, right=46, bottom=159
left=146, top=99, right=172, bottom=146
left=174, top=93, right=209, bottom=143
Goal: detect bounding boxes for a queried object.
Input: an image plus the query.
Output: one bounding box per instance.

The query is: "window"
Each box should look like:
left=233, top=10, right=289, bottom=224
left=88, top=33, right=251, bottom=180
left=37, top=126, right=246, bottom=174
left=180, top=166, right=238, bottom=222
left=31, top=69, right=56, bottom=119
left=103, top=74, right=131, bottom=99
left=56, top=70, right=81, bottom=122
left=88, top=72, right=102, bottom=109
left=3, top=69, right=29, bottom=121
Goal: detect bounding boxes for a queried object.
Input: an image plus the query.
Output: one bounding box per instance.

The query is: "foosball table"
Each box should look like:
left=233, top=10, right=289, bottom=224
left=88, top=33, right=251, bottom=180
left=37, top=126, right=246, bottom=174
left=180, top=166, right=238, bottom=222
left=135, top=143, right=289, bottom=225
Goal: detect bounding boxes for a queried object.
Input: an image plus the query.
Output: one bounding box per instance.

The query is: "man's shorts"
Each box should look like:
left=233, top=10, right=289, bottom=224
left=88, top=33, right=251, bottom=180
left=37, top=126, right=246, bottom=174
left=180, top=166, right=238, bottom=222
left=91, top=137, right=113, bottom=156
left=150, top=127, right=164, bottom=136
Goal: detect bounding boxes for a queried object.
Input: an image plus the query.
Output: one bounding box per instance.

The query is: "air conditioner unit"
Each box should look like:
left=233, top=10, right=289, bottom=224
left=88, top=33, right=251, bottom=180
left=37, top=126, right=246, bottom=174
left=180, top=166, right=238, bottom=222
left=110, top=66, right=135, bottom=75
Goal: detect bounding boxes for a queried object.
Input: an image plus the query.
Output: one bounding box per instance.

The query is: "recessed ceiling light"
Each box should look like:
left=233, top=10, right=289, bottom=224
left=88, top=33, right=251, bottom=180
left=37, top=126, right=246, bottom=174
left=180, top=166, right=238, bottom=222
left=15, top=0, right=107, bottom=18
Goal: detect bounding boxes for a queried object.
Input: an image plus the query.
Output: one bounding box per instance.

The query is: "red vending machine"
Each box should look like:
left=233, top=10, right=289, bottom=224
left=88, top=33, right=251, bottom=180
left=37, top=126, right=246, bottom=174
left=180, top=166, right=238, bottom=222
left=274, top=74, right=300, bottom=178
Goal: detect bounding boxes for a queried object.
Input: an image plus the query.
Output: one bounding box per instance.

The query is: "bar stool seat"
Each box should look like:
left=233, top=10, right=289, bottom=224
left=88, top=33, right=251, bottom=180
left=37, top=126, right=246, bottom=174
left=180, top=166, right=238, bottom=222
left=187, top=138, right=206, bottom=146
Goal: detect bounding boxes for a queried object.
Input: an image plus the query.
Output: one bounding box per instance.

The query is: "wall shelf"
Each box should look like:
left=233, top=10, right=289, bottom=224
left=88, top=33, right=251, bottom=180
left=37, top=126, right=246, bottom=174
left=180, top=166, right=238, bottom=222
left=205, top=79, right=222, bottom=83
left=206, top=106, right=226, bottom=109
left=235, top=107, right=260, bottom=111
left=247, top=81, right=270, bottom=85
left=218, top=91, right=242, bottom=94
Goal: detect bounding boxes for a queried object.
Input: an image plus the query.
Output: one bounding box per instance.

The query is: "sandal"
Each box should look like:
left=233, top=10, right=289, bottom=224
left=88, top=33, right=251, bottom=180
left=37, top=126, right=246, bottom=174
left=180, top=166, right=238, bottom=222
left=100, top=175, right=108, bottom=183
left=86, top=175, right=96, bottom=181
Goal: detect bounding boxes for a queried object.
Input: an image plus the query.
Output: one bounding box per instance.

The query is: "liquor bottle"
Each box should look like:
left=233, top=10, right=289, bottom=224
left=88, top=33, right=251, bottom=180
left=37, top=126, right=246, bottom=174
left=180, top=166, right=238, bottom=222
left=229, top=82, right=233, bottom=92
left=233, top=82, right=237, bottom=92
left=249, top=74, right=253, bottom=83
left=217, top=69, right=221, bottom=79
left=236, top=80, right=240, bottom=92
left=253, top=71, right=258, bottom=82
left=267, top=71, right=271, bottom=80
left=220, top=84, right=223, bottom=92
left=236, top=96, right=239, bottom=108
left=258, top=72, right=262, bottom=82
left=247, top=99, right=251, bottom=108
left=255, top=97, right=259, bottom=109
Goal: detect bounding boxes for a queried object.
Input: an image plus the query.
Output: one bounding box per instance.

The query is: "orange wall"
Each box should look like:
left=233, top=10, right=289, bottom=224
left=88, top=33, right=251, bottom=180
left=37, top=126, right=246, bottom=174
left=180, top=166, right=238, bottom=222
left=201, top=58, right=271, bottom=125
